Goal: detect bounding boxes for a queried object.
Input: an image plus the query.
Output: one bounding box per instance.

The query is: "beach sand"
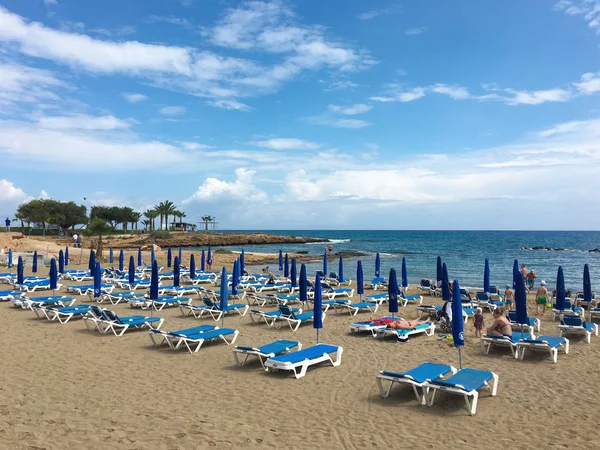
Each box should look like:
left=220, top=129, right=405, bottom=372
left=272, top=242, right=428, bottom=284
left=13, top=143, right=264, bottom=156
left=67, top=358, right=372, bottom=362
left=1, top=251, right=599, bottom=450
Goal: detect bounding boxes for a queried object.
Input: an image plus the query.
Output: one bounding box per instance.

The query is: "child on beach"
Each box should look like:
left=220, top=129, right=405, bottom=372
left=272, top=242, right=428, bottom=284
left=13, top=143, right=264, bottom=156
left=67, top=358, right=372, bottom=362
left=536, top=280, right=548, bottom=316
left=474, top=307, right=484, bottom=338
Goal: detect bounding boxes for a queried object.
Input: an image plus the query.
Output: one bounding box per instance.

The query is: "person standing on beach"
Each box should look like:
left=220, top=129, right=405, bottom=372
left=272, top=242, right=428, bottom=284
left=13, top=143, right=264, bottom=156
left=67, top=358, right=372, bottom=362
left=521, top=263, right=528, bottom=278
left=328, top=244, right=333, bottom=255
left=504, top=284, right=514, bottom=307
left=5, top=217, right=10, bottom=232
left=536, top=281, right=548, bottom=316
left=72, top=233, right=78, bottom=247
left=526, top=270, right=537, bottom=291
left=207, top=254, right=213, bottom=271
left=473, top=308, right=484, bottom=338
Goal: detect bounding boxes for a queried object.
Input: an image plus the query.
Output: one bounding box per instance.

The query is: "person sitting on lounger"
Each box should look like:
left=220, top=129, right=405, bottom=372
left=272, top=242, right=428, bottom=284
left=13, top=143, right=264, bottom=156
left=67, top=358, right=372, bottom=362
left=267, top=272, right=276, bottom=285
left=486, top=307, right=512, bottom=337
left=385, top=318, right=431, bottom=330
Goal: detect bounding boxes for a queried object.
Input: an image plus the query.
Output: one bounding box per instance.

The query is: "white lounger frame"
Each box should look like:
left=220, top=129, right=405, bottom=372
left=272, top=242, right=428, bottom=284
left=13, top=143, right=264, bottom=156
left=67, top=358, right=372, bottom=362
left=424, top=372, right=499, bottom=415
left=376, top=365, right=458, bottom=404
left=264, top=346, right=343, bottom=379
left=516, top=338, right=569, bottom=364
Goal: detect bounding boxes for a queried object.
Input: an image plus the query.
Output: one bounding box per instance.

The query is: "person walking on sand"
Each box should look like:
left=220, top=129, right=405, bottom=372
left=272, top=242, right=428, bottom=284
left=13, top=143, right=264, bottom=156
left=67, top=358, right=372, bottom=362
left=521, top=263, right=528, bottom=278
left=526, top=270, right=537, bottom=291
left=473, top=307, right=485, bottom=338
left=536, top=280, right=548, bottom=316
left=72, top=233, right=78, bottom=247
left=5, top=217, right=10, bottom=232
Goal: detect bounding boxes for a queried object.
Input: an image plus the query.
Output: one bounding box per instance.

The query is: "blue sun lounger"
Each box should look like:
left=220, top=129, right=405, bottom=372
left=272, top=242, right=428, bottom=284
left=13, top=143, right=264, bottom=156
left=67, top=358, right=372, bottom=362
left=26, top=296, right=76, bottom=311
left=233, top=339, right=302, bottom=369
left=277, top=304, right=323, bottom=331
left=349, top=316, right=400, bottom=336
left=98, top=309, right=164, bottom=336
left=368, top=277, right=387, bottom=290
left=516, top=335, right=570, bottom=363
left=336, top=300, right=379, bottom=316
left=559, top=315, right=598, bottom=343
left=399, top=292, right=423, bottom=307
left=0, top=290, right=23, bottom=301
left=424, top=368, right=499, bottom=415
left=42, top=304, right=93, bottom=323
left=363, top=292, right=388, bottom=304
left=248, top=307, right=301, bottom=326
left=481, top=331, right=532, bottom=357
left=264, top=343, right=343, bottom=379
left=169, top=327, right=240, bottom=353
left=148, top=325, right=218, bottom=348
left=376, top=322, right=436, bottom=342
left=376, top=362, right=458, bottom=404
left=507, top=311, right=540, bottom=333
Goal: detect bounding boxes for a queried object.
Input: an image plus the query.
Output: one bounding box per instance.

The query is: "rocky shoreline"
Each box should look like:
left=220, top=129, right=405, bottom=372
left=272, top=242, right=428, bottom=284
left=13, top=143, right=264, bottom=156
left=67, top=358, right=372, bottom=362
left=105, top=232, right=328, bottom=249
left=521, top=246, right=600, bottom=252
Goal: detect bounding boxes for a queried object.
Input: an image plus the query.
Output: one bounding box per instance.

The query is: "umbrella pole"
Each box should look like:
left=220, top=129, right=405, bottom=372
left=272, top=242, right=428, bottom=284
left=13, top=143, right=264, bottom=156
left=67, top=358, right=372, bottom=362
left=458, top=347, right=463, bottom=370
left=317, top=328, right=319, bottom=345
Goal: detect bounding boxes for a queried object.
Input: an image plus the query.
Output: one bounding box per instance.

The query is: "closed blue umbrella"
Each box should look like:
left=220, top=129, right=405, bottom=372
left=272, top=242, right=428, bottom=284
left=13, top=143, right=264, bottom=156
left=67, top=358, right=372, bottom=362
left=8, top=248, right=12, bottom=270
left=299, top=264, right=308, bottom=309
left=484, top=258, right=490, bottom=293
left=436, top=256, right=442, bottom=284
left=441, top=263, right=451, bottom=301
left=167, top=248, right=172, bottom=268
left=94, top=262, right=101, bottom=299
left=17, top=256, right=24, bottom=285
left=150, top=259, right=159, bottom=313
left=388, top=268, right=399, bottom=316
left=135, top=248, right=141, bottom=267
left=58, top=250, right=64, bottom=274
left=375, top=253, right=381, bottom=278
left=32, top=251, right=38, bottom=273
left=190, top=254, right=196, bottom=279
left=357, top=261, right=364, bottom=300
left=514, top=272, right=528, bottom=336
left=231, top=260, right=239, bottom=296
left=313, top=275, right=323, bottom=344
left=451, top=279, right=465, bottom=369
left=201, top=250, right=205, bottom=272
left=128, top=256, right=135, bottom=285
left=401, top=257, right=408, bottom=289
left=109, top=246, right=114, bottom=264
left=338, top=256, right=344, bottom=283
left=556, top=266, right=566, bottom=312
left=88, top=250, right=95, bottom=274
left=291, top=258, right=297, bottom=288
left=65, top=246, right=69, bottom=266
left=584, top=264, right=592, bottom=303
left=207, top=247, right=212, bottom=268
left=284, top=253, right=289, bottom=278
left=323, top=251, right=328, bottom=276
left=174, top=256, right=180, bottom=287
left=219, top=266, right=228, bottom=327
left=178, top=247, right=182, bottom=265
left=513, top=259, right=519, bottom=289
left=151, top=245, right=155, bottom=264
left=240, top=249, right=245, bottom=275
left=278, top=250, right=283, bottom=271
left=119, top=249, right=124, bottom=271
left=49, top=258, right=58, bottom=292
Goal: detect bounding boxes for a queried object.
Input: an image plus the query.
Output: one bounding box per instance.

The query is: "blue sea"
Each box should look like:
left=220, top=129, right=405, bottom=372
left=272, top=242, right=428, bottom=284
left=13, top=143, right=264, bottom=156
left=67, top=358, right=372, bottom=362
left=201, top=231, right=600, bottom=290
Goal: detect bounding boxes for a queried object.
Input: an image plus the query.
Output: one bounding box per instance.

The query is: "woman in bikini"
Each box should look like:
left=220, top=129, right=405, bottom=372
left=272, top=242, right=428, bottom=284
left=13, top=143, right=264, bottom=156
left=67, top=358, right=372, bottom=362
left=386, top=318, right=431, bottom=330
left=486, top=307, right=512, bottom=337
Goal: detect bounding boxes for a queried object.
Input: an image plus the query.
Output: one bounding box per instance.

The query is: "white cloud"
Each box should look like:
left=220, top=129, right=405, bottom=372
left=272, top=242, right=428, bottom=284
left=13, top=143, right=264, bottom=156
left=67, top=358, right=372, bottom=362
left=35, top=114, right=132, bottom=130
left=503, top=88, right=571, bottom=105
left=573, top=72, right=600, bottom=94
left=430, top=83, right=470, bottom=100
left=309, top=117, right=371, bottom=129
left=122, top=92, right=147, bottom=103
left=0, top=179, right=27, bottom=202
left=553, top=1, right=600, bottom=33
left=328, top=103, right=371, bottom=115
left=159, top=106, right=186, bottom=116
left=180, top=141, right=215, bottom=151
left=405, top=27, right=427, bottom=35
left=325, top=79, right=358, bottom=91
left=206, top=99, right=252, bottom=111
left=184, top=168, right=267, bottom=202
left=249, top=138, right=320, bottom=150
left=89, top=26, right=136, bottom=38
left=0, top=62, right=67, bottom=110
left=357, top=5, right=402, bottom=20
left=370, top=87, right=426, bottom=102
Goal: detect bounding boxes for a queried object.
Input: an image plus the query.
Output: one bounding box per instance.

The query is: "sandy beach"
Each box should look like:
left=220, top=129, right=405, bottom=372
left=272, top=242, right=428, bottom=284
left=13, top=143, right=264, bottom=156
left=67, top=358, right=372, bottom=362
left=2, top=247, right=600, bottom=450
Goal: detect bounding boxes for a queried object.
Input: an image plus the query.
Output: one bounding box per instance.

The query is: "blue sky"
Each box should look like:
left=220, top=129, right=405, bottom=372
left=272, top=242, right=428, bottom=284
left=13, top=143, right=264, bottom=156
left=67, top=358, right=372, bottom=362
left=1, top=0, right=599, bottom=230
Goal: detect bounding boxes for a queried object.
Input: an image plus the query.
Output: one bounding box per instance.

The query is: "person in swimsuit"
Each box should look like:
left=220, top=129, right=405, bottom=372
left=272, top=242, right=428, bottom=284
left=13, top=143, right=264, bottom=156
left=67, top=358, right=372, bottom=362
left=267, top=272, right=276, bottom=285
left=473, top=307, right=484, bottom=338
left=385, top=318, right=431, bottom=330
left=486, top=307, right=512, bottom=337
left=504, top=284, right=514, bottom=307
left=536, top=280, right=548, bottom=316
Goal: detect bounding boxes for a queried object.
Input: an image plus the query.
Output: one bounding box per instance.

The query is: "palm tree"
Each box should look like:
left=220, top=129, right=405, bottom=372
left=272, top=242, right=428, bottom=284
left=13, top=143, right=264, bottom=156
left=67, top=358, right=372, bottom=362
left=162, top=201, right=177, bottom=230
left=144, top=209, right=158, bottom=231
left=131, top=212, right=142, bottom=230
left=201, top=215, right=214, bottom=232
left=87, top=217, right=111, bottom=258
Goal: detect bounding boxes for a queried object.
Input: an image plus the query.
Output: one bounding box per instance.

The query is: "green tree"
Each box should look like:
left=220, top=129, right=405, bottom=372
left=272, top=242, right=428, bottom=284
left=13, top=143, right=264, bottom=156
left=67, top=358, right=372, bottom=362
left=131, top=211, right=142, bottom=230
left=201, top=215, right=214, bottom=232
left=17, top=199, right=52, bottom=235
left=13, top=211, right=26, bottom=233
left=144, top=209, right=158, bottom=231
left=86, top=217, right=111, bottom=258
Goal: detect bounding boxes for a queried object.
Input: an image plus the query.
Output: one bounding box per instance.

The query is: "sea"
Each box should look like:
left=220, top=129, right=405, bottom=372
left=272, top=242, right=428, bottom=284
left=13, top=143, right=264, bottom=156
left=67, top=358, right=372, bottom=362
left=198, top=230, right=600, bottom=290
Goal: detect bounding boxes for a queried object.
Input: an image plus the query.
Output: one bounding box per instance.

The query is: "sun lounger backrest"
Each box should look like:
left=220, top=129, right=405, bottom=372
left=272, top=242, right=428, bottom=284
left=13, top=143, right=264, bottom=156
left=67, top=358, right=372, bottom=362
left=561, top=315, right=583, bottom=326
left=278, top=304, right=295, bottom=319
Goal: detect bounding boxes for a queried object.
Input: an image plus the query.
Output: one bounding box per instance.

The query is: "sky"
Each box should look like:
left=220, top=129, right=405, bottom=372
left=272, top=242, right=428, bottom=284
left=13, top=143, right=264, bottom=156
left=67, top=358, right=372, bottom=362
left=0, top=0, right=599, bottom=230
